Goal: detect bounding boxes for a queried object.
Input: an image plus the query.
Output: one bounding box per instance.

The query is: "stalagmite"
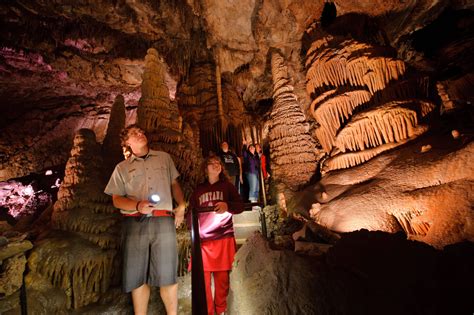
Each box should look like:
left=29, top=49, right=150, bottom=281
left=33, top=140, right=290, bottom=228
left=102, top=94, right=126, bottom=176
left=269, top=51, right=317, bottom=190
left=138, top=48, right=203, bottom=189
left=138, top=48, right=181, bottom=137
left=27, top=129, right=120, bottom=310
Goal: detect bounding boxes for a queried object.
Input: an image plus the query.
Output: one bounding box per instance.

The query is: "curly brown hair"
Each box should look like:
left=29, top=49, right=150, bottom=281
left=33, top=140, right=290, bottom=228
left=199, top=155, right=230, bottom=184
left=119, top=124, right=145, bottom=147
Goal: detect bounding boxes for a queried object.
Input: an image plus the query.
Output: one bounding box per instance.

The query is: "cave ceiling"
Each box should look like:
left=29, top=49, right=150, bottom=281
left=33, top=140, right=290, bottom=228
left=0, top=0, right=473, bottom=180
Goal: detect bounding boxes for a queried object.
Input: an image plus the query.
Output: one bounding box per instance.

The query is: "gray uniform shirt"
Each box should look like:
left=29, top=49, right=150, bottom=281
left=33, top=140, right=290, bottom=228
left=104, top=150, right=179, bottom=212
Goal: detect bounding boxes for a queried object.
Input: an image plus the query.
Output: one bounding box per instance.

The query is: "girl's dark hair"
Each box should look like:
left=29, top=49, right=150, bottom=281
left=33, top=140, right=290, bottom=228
left=199, top=156, right=230, bottom=183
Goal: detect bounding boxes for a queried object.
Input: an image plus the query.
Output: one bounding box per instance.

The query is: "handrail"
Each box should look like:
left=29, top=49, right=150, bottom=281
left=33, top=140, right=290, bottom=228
left=190, top=203, right=267, bottom=314
left=190, top=207, right=208, bottom=315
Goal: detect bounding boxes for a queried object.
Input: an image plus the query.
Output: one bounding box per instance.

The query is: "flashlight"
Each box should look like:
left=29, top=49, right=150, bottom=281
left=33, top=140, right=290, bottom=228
left=149, top=194, right=160, bottom=204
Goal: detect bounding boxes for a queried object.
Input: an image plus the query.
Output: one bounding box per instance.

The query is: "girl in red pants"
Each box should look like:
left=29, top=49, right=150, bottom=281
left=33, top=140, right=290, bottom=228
left=188, top=155, right=244, bottom=315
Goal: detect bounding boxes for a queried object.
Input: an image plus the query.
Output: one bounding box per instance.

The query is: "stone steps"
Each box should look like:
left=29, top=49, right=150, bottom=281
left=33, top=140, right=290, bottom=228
left=233, top=209, right=261, bottom=245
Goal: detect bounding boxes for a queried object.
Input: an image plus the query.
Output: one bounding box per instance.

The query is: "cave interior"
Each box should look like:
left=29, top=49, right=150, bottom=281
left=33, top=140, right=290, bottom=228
left=0, top=0, right=473, bottom=314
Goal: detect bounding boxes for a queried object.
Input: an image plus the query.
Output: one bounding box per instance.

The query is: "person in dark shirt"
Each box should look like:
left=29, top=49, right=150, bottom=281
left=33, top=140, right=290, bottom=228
left=242, top=140, right=261, bottom=203
left=217, top=141, right=242, bottom=189
left=187, top=155, right=244, bottom=315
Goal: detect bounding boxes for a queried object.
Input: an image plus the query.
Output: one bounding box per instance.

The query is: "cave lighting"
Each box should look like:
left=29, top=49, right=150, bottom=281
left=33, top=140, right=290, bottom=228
left=0, top=177, right=59, bottom=219
left=52, top=178, right=61, bottom=188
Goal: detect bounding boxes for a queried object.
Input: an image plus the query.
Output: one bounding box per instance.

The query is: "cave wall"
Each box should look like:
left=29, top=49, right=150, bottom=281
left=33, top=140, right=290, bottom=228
left=1, top=0, right=472, bottom=181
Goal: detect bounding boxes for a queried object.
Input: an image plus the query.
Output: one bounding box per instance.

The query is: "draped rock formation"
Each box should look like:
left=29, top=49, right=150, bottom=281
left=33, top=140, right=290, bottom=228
left=309, top=133, right=474, bottom=249
left=305, top=35, right=436, bottom=172
left=28, top=129, right=120, bottom=310
left=268, top=51, right=318, bottom=190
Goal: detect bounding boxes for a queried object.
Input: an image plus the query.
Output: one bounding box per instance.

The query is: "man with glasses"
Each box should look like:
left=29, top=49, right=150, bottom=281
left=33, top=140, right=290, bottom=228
left=105, top=124, right=185, bottom=315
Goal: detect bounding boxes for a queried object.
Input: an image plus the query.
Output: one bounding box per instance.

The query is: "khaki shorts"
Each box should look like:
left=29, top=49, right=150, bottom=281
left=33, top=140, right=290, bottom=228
left=122, top=216, right=178, bottom=292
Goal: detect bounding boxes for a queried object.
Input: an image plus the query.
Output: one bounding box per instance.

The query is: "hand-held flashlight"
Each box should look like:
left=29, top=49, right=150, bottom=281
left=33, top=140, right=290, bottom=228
left=149, top=194, right=160, bottom=205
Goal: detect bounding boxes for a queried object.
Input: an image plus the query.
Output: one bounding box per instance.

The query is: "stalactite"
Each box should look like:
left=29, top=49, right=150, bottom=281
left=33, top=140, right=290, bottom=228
left=392, top=209, right=431, bottom=236
left=311, top=89, right=371, bottom=152
left=178, top=61, right=245, bottom=157
left=306, top=38, right=405, bottom=96
left=215, top=52, right=226, bottom=130
left=322, top=141, right=402, bottom=173
left=269, top=51, right=317, bottom=190
left=334, top=102, right=428, bottom=153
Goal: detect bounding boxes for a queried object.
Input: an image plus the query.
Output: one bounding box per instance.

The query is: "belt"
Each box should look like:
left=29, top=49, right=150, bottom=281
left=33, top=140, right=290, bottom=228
left=151, top=210, right=174, bottom=217
left=123, top=210, right=174, bottom=217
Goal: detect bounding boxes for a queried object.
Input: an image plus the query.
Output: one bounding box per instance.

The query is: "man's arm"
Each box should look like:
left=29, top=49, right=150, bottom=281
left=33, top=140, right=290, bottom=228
left=111, top=195, right=152, bottom=214
left=171, top=179, right=186, bottom=227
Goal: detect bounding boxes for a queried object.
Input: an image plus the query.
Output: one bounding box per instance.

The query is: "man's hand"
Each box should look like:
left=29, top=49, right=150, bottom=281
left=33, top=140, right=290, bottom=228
left=214, top=201, right=228, bottom=214
left=137, top=200, right=153, bottom=214
left=173, top=203, right=186, bottom=228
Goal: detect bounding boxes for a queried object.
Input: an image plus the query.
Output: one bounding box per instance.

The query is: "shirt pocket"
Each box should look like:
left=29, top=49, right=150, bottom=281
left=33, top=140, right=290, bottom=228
left=152, top=165, right=168, bottom=181
left=125, top=168, right=145, bottom=192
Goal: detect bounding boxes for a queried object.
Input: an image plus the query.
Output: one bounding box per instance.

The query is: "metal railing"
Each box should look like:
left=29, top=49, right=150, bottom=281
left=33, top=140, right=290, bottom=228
left=190, top=202, right=267, bottom=314
left=190, top=206, right=213, bottom=314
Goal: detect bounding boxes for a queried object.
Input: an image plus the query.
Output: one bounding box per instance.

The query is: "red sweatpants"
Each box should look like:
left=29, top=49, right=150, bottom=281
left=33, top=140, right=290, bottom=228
left=204, top=270, right=229, bottom=315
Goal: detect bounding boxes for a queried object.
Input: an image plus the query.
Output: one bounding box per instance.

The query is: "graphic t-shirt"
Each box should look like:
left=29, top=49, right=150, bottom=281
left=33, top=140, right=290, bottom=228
left=188, top=179, right=244, bottom=241
left=218, top=151, right=240, bottom=176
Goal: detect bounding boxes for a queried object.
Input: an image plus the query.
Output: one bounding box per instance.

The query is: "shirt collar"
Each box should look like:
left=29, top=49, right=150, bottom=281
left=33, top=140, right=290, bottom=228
left=128, top=149, right=158, bottom=162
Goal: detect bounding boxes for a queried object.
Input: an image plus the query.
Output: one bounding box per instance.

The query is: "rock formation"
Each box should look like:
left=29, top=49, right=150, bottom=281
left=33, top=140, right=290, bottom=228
left=178, top=61, right=246, bottom=156
left=305, top=33, right=436, bottom=172
left=229, top=232, right=474, bottom=315
left=138, top=48, right=203, bottom=189
left=309, top=132, right=474, bottom=249
left=28, top=129, right=120, bottom=310
left=0, top=1, right=472, bottom=314
left=0, top=230, right=33, bottom=314
left=268, top=51, right=319, bottom=191
left=102, top=94, right=126, bottom=176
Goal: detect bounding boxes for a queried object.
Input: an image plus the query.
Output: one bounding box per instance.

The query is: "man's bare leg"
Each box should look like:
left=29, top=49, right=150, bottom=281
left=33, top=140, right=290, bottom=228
left=160, top=283, right=178, bottom=315
left=131, top=284, right=151, bottom=315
